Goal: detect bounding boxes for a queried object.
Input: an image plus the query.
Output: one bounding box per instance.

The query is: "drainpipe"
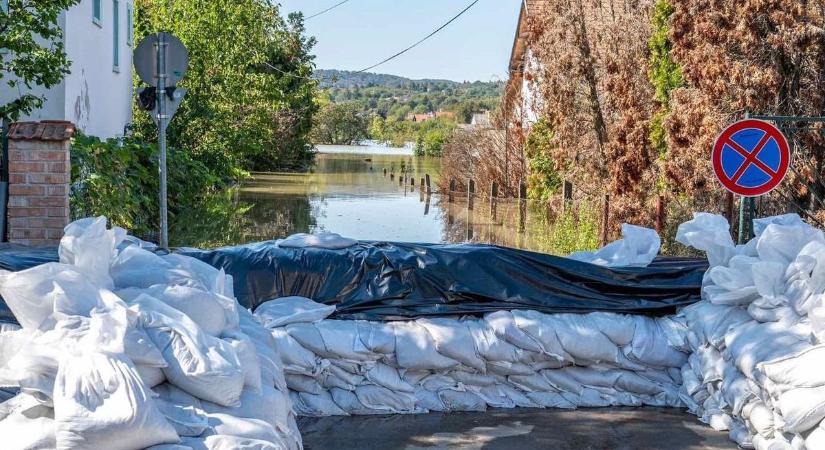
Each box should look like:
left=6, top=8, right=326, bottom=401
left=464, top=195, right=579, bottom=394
left=0, top=118, right=8, bottom=242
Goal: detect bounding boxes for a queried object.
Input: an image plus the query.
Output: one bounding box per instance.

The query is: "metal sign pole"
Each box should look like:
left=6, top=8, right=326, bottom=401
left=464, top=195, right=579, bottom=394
left=157, top=34, right=169, bottom=250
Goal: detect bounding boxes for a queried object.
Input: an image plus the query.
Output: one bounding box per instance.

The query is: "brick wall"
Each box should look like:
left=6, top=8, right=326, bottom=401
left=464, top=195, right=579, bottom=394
left=6, top=121, right=75, bottom=246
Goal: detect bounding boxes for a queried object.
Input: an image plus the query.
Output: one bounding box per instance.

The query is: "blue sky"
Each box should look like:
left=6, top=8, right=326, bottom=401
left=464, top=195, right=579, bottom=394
left=278, top=0, right=523, bottom=82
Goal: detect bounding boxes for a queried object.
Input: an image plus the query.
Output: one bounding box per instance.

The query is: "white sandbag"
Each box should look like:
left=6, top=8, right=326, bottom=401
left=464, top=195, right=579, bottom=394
left=284, top=323, right=329, bottom=357
left=438, top=389, right=487, bottom=412
left=756, top=222, right=824, bottom=266
left=224, top=331, right=262, bottom=391
left=356, top=321, right=395, bottom=354
left=153, top=383, right=209, bottom=437
left=322, top=364, right=364, bottom=390
left=805, top=422, right=825, bottom=450
left=588, top=312, right=638, bottom=346
left=329, top=388, right=384, bottom=415
left=0, top=263, right=116, bottom=330
left=278, top=232, right=357, bottom=250
left=495, top=383, right=538, bottom=408
left=777, top=385, right=825, bottom=433
left=550, top=314, right=619, bottom=364
left=285, top=374, right=323, bottom=394
left=725, top=320, right=811, bottom=381
left=254, top=297, right=335, bottom=328
left=625, top=317, right=688, bottom=368
left=541, top=368, right=584, bottom=395
left=315, top=320, right=378, bottom=362
left=0, top=393, right=56, bottom=450
left=510, top=310, right=570, bottom=360
left=205, top=413, right=280, bottom=443
left=137, top=364, right=167, bottom=387
left=485, top=311, right=544, bottom=353
left=676, top=213, right=736, bottom=267
left=681, top=302, right=751, bottom=348
left=355, top=384, right=417, bottom=413
left=59, top=216, right=124, bottom=289
left=238, top=308, right=284, bottom=389
left=133, top=295, right=244, bottom=407
left=474, top=384, right=516, bottom=409
left=271, top=328, right=322, bottom=376
left=742, top=401, right=774, bottom=438
left=759, top=345, right=825, bottom=391
left=393, top=321, right=460, bottom=370
left=111, top=246, right=175, bottom=288
left=465, top=320, right=523, bottom=363
left=418, top=318, right=486, bottom=371
left=118, top=285, right=229, bottom=336
left=161, top=254, right=227, bottom=295
left=54, top=352, right=178, bottom=450
left=526, top=391, right=577, bottom=409
left=569, top=224, right=660, bottom=267
left=202, top=386, right=291, bottom=435
left=289, top=391, right=346, bottom=417
left=365, top=362, right=414, bottom=393
left=202, top=434, right=286, bottom=450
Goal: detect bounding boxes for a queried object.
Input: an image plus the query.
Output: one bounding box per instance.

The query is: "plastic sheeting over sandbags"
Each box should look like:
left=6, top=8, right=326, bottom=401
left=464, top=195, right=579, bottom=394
left=278, top=232, right=357, bottom=250
left=255, top=297, right=687, bottom=417
left=0, top=218, right=301, bottom=450
left=180, top=241, right=707, bottom=320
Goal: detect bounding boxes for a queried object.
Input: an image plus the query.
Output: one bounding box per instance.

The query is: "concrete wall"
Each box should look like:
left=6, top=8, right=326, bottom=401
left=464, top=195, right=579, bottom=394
left=0, top=0, right=133, bottom=139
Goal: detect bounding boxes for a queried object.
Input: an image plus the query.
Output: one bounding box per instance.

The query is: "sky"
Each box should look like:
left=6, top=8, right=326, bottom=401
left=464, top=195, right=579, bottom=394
left=278, top=0, right=523, bottom=82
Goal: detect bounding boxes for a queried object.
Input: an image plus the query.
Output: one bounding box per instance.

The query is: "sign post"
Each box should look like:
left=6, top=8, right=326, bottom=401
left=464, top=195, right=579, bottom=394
left=712, top=118, right=790, bottom=243
left=134, top=32, right=188, bottom=249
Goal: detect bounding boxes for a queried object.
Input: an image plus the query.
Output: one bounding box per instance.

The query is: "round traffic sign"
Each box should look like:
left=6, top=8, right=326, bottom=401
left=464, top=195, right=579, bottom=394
left=712, top=119, right=790, bottom=197
left=133, top=32, right=189, bottom=87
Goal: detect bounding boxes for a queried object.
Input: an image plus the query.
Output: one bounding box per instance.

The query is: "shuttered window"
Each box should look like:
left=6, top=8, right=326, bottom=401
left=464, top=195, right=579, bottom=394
left=93, top=0, right=102, bottom=25
left=112, top=0, right=120, bottom=72
left=126, top=3, right=133, bottom=46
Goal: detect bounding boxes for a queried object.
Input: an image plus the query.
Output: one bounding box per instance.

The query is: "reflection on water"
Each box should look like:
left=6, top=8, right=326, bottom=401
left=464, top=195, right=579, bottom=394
left=171, top=147, right=599, bottom=255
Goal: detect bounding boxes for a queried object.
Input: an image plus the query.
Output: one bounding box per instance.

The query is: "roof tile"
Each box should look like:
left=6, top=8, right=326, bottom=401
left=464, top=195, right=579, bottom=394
left=8, top=121, right=76, bottom=141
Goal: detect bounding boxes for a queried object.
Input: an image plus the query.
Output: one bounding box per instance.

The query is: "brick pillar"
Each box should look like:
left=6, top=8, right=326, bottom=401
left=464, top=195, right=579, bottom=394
left=6, top=121, right=75, bottom=246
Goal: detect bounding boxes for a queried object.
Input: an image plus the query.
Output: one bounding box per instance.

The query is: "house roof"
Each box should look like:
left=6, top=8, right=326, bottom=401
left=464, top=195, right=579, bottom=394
left=508, top=0, right=548, bottom=76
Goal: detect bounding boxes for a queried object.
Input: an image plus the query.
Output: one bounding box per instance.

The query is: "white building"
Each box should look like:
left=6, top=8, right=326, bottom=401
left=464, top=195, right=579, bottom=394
left=1, top=0, right=134, bottom=138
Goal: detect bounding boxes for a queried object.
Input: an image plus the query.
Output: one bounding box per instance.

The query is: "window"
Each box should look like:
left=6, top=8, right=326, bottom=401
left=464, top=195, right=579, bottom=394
left=126, top=3, right=133, bottom=46
left=112, top=0, right=119, bottom=72
left=92, top=0, right=102, bottom=26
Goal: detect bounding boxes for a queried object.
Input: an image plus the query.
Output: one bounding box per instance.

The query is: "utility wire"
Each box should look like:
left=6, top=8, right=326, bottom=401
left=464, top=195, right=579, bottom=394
left=355, top=0, right=481, bottom=73
left=305, top=0, right=353, bottom=20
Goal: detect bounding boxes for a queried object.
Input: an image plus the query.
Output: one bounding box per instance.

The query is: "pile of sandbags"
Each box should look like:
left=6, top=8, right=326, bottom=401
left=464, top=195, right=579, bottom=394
left=253, top=296, right=689, bottom=416
left=675, top=213, right=825, bottom=449
left=0, top=217, right=301, bottom=450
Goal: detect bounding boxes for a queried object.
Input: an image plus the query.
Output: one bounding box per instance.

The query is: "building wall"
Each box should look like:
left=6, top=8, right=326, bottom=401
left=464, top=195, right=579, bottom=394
left=1, top=0, right=133, bottom=138
left=520, top=48, right=542, bottom=130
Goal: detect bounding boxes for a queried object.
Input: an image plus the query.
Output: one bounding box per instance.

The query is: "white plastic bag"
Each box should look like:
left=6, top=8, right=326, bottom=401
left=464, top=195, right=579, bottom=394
left=255, top=297, right=335, bottom=329
left=58, top=216, right=124, bottom=290
left=569, top=224, right=660, bottom=267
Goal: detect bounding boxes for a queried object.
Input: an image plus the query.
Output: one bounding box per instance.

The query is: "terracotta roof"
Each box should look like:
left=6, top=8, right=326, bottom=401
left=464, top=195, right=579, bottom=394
left=7, top=121, right=76, bottom=141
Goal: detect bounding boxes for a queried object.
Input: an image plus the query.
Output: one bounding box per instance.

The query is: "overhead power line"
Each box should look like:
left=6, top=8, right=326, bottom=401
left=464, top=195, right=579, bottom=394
left=305, top=0, right=353, bottom=20
left=356, top=0, right=481, bottom=73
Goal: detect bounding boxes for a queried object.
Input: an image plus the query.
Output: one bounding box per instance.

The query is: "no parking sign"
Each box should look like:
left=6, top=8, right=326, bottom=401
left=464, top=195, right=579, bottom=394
left=712, top=119, right=790, bottom=197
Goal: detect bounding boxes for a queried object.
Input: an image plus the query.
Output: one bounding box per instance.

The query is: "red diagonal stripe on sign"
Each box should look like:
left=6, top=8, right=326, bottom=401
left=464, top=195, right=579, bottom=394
left=724, top=133, right=778, bottom=184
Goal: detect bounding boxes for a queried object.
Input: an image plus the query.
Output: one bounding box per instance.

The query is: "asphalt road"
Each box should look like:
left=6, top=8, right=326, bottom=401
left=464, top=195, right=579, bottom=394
left=298, top=407, right=735, bottom=450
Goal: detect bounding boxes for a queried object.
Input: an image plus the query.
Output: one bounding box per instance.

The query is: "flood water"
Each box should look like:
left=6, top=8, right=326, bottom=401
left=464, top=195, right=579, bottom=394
left=171, top=144, right=597, bottom=255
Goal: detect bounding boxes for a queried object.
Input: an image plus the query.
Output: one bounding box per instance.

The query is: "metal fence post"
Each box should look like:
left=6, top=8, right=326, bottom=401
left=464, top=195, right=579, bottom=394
left=467, top=179, right=475, bottom=210
left=601, top=194, right=610, bottom=246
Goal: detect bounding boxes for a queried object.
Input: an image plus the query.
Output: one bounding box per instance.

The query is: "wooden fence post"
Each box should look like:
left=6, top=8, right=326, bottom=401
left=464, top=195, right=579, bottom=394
left=490, top=182, right=498, bottom=220
left=383, top=168, right=387, bottom=176
left=425, top=174, right=431, bottom=194
left=518, top=181, right=527, bottom=233
left=655, top=195, right=665, bottom=235
left=467, top=179, right=475, bottom=210
left=562, top=180, right=573, bottom=214
left=448, top=178, right=455, bottom=203
left=601, top=194, right=610, bottom=246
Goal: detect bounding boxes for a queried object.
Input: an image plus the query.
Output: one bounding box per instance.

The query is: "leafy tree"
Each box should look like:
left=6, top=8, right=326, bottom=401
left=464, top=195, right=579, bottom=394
left=648, top=0, right=682, bottom=158
left=133, top=0, right=318, bottom=174
left=310, top=102, right=368, bottom=145
left=0, top=0, right=79, bottom=123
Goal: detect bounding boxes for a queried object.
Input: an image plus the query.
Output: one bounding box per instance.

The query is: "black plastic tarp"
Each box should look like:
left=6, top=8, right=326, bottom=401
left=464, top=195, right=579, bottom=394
left=180, top=241, right=708, bottom=319
left=0, top=241, right=708, bottom=323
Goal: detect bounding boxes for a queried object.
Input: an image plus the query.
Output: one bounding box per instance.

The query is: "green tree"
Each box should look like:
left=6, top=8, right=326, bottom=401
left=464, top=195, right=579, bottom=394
left=648, top=0, right=682, bottom=158
left=310, top=102, right=368, bottom=145
left=0, top=0, right=79, bottom=123
left=133, top=0, right=318, bottom=175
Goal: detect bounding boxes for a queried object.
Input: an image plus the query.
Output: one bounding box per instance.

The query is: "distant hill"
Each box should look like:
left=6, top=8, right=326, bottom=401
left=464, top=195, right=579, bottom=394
left=315, top=69, right=502, bottom=123
left=314, top=69, right=495, bottom=89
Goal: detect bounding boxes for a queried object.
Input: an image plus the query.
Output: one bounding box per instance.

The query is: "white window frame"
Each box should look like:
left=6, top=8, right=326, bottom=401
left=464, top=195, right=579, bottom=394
left=93, top=0, right=103, bottom=27
left=112, top=0, right=120, bottom=72
left=126, top=3, right=133, bottom=46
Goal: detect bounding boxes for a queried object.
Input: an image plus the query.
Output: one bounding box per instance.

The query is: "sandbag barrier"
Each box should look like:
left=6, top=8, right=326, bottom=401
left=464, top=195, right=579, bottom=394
left=0, top=218, right=301, bottom=450
left=252, top=297, right=688, bottom=416
left=0, top=213, right=824, bottom=449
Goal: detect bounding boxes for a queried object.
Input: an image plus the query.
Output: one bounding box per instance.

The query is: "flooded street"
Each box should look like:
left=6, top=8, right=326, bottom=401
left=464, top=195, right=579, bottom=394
left=171, top=144, right=598, bottom=255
